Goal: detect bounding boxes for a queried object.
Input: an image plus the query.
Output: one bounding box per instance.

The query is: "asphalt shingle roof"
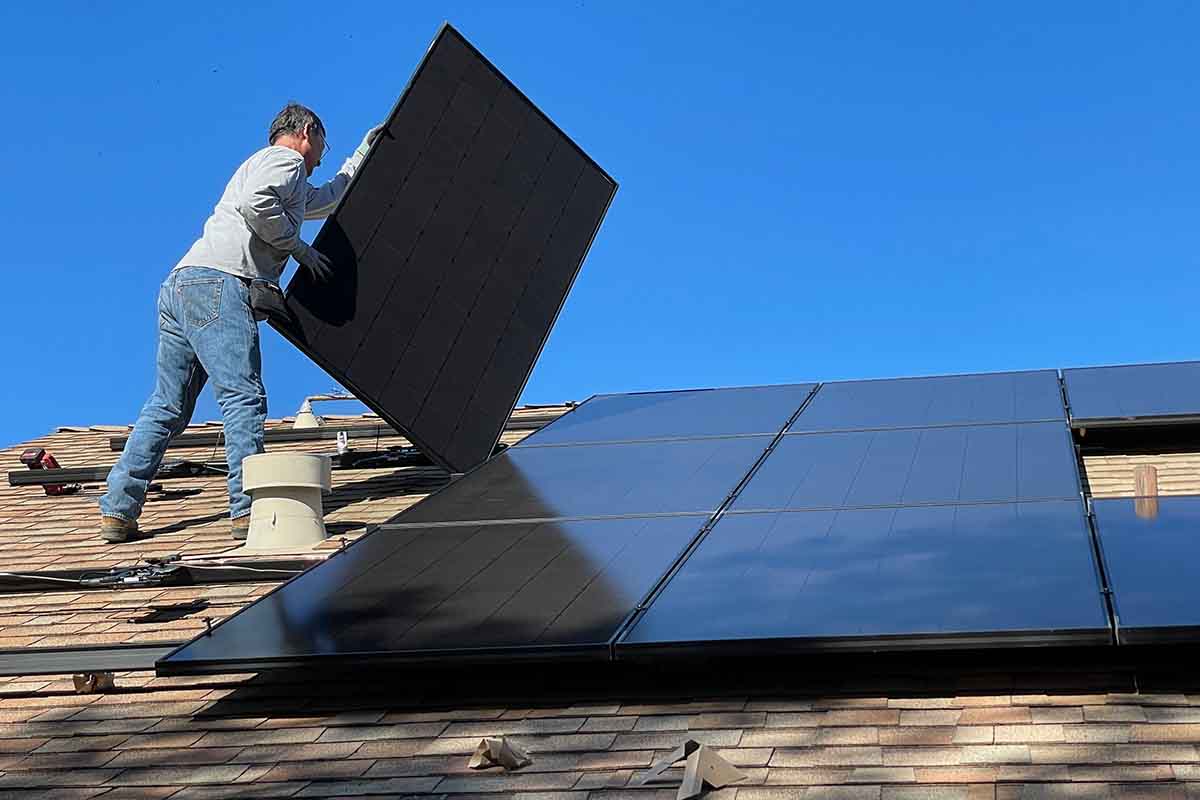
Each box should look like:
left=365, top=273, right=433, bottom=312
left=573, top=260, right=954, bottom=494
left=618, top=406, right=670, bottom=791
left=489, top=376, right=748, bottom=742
left=2, top=401, right=1200, bottom=797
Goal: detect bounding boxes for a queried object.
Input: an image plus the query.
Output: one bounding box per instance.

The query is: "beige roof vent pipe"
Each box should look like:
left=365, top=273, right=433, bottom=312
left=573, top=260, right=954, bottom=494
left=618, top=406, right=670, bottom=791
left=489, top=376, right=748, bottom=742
left=292, top=392, right=356, bottom=429
left=241, top=453, right=332, bottom=549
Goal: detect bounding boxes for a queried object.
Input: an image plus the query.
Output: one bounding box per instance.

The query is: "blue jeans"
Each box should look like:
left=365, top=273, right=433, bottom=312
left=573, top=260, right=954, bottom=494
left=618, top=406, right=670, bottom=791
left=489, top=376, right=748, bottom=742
left=101, top=267, right=267, bottom=523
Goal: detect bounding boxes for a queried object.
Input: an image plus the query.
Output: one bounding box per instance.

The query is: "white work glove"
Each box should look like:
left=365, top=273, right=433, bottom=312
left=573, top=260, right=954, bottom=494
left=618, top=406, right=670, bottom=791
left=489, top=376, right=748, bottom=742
left=356, top=123, right=385, bottom=159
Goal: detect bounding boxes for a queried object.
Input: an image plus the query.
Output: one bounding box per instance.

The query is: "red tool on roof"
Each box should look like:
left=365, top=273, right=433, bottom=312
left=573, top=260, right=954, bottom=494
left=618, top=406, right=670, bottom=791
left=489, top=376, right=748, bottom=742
left=19, top=448, right=81, bottom=496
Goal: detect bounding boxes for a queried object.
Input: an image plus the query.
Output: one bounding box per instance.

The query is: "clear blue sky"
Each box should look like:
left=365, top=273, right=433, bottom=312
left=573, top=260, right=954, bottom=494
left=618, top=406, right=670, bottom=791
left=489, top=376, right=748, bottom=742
left=2, top=2, right=1199, bottom=448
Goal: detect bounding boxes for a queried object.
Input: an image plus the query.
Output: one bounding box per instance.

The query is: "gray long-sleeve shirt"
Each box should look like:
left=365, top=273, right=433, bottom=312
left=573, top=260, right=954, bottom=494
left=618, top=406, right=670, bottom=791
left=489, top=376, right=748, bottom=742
left=175, top=145, right=363, bottom=282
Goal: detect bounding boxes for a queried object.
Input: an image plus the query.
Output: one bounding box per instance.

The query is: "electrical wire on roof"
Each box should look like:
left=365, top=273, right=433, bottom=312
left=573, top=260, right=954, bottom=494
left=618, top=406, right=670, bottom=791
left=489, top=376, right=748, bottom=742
left=182, top=563, right=301, bottom=575
left=0, top=571, right=87, bottom=585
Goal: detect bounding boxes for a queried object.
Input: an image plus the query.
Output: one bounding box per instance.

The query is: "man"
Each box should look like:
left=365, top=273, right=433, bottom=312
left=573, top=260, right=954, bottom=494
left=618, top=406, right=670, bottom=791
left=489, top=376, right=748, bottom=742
left=100, top=104, right=382, bottom=543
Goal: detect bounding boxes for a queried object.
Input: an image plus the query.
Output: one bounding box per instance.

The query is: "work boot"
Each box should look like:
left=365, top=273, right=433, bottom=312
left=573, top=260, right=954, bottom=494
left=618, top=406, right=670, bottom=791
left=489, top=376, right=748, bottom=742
left=231, top=515, right=250, bottom=541
left=100, top=516, right=137, bottom=544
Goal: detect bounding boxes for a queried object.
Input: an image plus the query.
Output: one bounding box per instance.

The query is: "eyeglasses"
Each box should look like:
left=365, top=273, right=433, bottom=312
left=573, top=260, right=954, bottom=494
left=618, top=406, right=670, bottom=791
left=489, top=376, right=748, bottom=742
left=307, top=126, right=329, bottom=159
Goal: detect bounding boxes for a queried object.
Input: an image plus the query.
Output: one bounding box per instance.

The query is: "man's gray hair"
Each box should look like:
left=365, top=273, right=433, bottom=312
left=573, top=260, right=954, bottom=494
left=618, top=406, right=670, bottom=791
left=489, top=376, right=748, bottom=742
left=268, top=103, right=325, bottom=145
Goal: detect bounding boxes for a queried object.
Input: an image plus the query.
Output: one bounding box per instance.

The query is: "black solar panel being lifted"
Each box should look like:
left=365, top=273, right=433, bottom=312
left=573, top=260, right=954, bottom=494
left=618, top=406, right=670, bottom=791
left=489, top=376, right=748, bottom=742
left=1063, top=361, right=1200, bottom=426
left=274, top=24, right=617, bottom=473
left=1092, top=495, right=1200, bottom=644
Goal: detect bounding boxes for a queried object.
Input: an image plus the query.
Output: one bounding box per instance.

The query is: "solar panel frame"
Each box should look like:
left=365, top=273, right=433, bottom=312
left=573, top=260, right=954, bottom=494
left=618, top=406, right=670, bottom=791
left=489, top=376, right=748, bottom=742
left=1063, top=361, right=1200, bottom=428
left=270, top=23, right=617, bottom=473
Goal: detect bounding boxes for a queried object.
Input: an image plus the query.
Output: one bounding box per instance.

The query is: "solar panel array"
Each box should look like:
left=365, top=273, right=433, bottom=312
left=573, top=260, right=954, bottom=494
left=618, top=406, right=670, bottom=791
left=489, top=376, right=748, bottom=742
left=273, top=24, right=617, bottom=473
left=160, top=370, right=1140, bottom=674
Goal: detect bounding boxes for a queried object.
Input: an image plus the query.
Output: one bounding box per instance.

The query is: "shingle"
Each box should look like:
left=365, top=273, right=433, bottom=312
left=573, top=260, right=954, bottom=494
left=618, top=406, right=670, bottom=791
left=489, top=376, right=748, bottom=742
left=5, top=750, right=120, bottom=770
left=883, top=747, right=968, bottom=766
left=958, top=708, right=1032, bottom=725
left=1112, top=744, right=1198, bottom=763
left=1068, top=765, right=1175, bottom=781
left=910, top=767, right=998, bottom=783
left=770, top=747, right=883, bottom=767
left=993, top=725, right=1065, bottom=743
left=899, top=711, right=961, bottom=727
left=1145, top=708, right=1200, bottom=723
left=33, top=734, right=131, bottom=753
left=443, top=718, right=584, bottom=737
left=805, top=788, right=882, bottom=800
left=293, top=775, right=442, bottom=796
left=1028, top=744, right=1116, bottom=764
left=879, top=788, right=976, bottom=800
left=1062, top=724, right=1132, bottom=743
left=433, top=772, right=582, bottom=793
left=612, top=730, right=740, bottom=750
left=155, top=784, right=305, bottom=800
left=694, top=712, right=768, bottom=729
left=733, top=788, right=811, bottom=800
left=818, top=728, right=880, bottom=746
left=632, top=715, right=692, bottom=732
left=104, top=746, right=242, bottom=767
left=196, top=727, right=324, bottom=748
left=316, top=721, right=451, bottom=742
left=741, top=729, right=820, bottom=748
left=1031, top=707, right=1084, bottom=724
left=1085, top=707, right=1150, bottom=723
left=1131, top=724, right=1200, bottom=742
left=957, top=745, right=1031, bottom=764
left=847, top=767, right=915, bottom=784
left=581, top=716, right=638, bottom=732
left=231, top=741, right=365, bottom=763
left=766, top=713, right=826, bottom=728
left=825, top=711, right=901, bottom=727
left=105, top=764, right=251, bottom=785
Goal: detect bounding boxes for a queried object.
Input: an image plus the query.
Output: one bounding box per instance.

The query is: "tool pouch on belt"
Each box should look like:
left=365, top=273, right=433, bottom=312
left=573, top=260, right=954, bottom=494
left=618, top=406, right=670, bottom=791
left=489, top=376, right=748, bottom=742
left=248, top=279, right=289, bottom=325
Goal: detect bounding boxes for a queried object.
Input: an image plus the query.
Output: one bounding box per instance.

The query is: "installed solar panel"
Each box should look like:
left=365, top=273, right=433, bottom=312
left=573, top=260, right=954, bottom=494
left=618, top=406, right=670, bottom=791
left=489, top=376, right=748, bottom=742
left=621, top=501, right=1109, bottom=652
left=789, top=370, right=1065, bottom=433
left=392, top=436, right=772, bottom=524
left=1064, top=362, right=1200, bottom=426
left=732, top=422, right=1080, bottom=512
left=1092, top=496, right=1200, bottom=644
left=519, top=384, right=817, bottom=446
left=273, top=24, right=617, bottom=472
left=158, top=515, right=705, bottom=672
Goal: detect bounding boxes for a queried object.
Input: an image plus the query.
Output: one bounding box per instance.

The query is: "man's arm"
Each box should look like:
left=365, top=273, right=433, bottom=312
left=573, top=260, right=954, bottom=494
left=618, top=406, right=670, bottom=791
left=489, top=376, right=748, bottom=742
left=303, top=124, right=386, bottom=220
left=303, top=169, right=352, bottom=220
left=236, top=150, right=321, bottom=268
